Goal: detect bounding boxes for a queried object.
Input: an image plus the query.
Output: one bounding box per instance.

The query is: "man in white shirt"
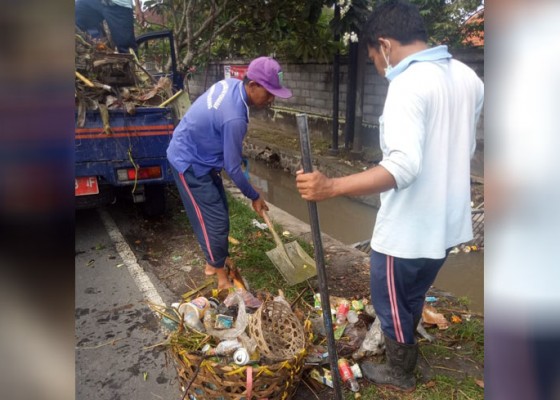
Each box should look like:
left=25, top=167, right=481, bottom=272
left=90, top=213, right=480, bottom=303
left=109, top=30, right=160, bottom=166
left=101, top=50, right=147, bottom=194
left=75, top=0, right=137, bottom=53
left=296, top=0, right=483, bottom=392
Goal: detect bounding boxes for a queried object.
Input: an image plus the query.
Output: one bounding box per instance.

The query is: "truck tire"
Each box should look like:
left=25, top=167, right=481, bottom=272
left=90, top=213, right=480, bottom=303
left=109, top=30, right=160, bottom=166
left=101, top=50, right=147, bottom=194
left=142, top=184, right=167, bottom=217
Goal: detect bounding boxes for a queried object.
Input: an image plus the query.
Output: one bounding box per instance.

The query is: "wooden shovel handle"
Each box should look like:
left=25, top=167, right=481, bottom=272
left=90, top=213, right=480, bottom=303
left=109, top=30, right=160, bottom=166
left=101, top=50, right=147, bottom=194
left=262, top=211, right=285, bottom=248
left=226, top=260, right=247, bottom=291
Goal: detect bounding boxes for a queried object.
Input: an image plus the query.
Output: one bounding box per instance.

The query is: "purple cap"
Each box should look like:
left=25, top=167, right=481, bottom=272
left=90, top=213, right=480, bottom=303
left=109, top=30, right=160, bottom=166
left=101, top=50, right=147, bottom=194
left=246, top=57, right=292, bottom=99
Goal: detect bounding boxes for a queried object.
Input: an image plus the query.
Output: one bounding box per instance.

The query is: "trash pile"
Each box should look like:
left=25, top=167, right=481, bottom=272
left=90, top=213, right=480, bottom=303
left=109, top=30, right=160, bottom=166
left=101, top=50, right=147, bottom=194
left=75, top=28, right=176, bottom=129
left=161, top=288, right=309, bottom=400
left=304, top=293, right=462, bottom=395
left=159, top=285, right=462, bottom=398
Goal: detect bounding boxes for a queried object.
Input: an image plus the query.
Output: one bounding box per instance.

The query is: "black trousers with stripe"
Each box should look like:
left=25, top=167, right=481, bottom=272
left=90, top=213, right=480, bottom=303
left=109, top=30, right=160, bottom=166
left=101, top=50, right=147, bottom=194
left=370, top=250, right=448, bottom=344
left=172, top=166, right=229, bottom=269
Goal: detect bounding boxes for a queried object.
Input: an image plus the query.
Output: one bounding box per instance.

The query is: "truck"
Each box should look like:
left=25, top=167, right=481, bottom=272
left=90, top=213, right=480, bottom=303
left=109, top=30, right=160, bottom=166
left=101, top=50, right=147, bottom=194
left=75, top=30, right=187, bottom=216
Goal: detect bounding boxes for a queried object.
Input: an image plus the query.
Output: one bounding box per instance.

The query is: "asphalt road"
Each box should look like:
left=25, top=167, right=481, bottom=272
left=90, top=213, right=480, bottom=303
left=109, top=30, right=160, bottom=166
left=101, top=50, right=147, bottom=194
left=75, top=208, right=180, bottom=400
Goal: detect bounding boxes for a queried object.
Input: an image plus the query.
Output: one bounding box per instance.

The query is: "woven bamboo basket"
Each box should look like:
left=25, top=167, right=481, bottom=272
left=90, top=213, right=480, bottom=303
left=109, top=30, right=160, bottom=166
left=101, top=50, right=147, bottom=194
left=172, top=348, right=307, bottom=400
left=248, top=300, right=306, bottom=362
left=170, top=300, right=310, bottom=400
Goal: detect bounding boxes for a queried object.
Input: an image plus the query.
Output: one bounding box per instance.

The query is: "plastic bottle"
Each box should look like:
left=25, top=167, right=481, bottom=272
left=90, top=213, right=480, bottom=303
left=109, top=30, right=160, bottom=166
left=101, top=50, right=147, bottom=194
left=214, top=339, right=242, bottom=355
left=336, top=301, right=350, bottom=325
left=178, top=297, right=210, bottom=332
left=189, top=297, right=210, bottom=315
left=338, top=358, right=360, bottom=392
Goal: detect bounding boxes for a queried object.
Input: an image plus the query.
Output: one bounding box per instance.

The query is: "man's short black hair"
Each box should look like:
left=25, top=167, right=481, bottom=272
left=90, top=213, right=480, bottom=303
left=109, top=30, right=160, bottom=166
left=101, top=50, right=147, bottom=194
left=363, top=0, right=428, bottom=49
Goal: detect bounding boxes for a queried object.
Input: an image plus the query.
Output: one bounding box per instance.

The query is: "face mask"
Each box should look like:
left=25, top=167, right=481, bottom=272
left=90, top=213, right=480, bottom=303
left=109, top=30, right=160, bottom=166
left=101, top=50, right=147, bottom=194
left=380, top=44, right=393, bottom=78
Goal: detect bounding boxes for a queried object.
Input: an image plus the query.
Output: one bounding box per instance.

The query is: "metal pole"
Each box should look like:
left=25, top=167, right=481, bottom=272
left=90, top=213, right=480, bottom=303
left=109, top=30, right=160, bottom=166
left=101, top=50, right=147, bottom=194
left=296, top=113, right=343, bottom=400
left=344, top=42, right=358, bottom=149
left=330, top=4, right=340, bottom=156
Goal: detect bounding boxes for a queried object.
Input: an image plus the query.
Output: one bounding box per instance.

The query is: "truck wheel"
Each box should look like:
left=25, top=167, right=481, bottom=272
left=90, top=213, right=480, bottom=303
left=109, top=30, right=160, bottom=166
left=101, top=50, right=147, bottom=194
left=143, top=184, right=167, bottom=217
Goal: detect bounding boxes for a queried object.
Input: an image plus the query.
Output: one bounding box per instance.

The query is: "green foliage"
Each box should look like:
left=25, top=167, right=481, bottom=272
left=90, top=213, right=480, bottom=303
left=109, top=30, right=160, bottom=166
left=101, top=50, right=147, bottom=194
left=136, top=0, right=483, bottom=71
left=139, top=0, right=339, bottom=67
left=330, top=0, right=373, bottom=36
left=412, top=0, right=484, bottom=47
left=275, top=9, right=341, bottom=62
left=212, top=2, right=339, bottom=62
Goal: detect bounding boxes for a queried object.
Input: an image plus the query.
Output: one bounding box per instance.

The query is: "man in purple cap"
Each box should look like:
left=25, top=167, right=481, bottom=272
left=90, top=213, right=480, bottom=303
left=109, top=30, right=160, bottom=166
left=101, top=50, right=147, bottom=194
left=167, top=56, right=292, bottom=290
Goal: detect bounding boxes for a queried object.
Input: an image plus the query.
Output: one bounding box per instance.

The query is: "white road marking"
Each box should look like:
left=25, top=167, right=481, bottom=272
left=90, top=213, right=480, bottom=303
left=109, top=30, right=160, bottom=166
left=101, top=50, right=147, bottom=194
left=98, top=209, right=166, bottom=309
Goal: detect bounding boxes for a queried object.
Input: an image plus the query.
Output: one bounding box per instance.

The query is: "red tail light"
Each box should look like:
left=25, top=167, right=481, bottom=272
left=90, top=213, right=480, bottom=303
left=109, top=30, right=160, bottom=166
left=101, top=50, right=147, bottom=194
left=117, top=166, right=162, bottom=181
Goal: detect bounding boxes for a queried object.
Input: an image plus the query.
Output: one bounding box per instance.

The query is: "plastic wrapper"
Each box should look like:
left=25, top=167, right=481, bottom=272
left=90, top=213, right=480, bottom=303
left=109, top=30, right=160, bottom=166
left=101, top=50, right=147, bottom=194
left=204, top=292, right=248, bottom=340
left=422, top=304, right=449, bottom=330
left=337, top=319, right=367, bottom=356
left=352, top=318, right=385, bottom=360
left=225, top=288, right=262, bottom=309
left=237, top=332, right=257, bottom=355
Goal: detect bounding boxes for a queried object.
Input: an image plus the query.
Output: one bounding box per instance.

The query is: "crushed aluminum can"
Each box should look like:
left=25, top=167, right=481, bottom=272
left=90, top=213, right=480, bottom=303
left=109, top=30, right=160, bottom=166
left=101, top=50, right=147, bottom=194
left=233, top=348, right=250, bottom=365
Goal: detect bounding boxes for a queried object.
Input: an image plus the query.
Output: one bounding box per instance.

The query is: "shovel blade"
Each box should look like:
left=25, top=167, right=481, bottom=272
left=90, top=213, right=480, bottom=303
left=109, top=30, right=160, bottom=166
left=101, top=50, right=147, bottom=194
left=266, top=241, right=317, bottom=286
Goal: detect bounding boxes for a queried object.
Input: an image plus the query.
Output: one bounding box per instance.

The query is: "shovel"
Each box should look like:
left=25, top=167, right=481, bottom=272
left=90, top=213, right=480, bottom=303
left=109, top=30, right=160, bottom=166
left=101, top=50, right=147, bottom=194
left=261, top=210, right=317, bottom=286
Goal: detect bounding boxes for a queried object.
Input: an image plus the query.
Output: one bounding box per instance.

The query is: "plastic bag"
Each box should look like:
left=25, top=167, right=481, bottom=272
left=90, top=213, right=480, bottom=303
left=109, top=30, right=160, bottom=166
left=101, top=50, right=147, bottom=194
left=352, top=317, right=385, bottom=360
left=224, top=288, right=262, bottom=309
left=238, top=332, right=257, bottom=354
left=337, top=319, right=367, bottom=356
left=204, top=292, right=248, bottom=340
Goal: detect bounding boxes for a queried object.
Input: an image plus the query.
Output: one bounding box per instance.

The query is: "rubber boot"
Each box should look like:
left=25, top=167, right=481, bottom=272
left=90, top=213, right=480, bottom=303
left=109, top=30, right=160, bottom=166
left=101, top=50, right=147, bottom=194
left=360, top=334, right=418, bottom=392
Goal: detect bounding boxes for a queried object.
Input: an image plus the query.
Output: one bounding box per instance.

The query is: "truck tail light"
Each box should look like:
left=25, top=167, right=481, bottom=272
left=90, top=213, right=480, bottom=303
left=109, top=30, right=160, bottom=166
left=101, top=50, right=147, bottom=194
left=117, top=166, right=162, bottom=181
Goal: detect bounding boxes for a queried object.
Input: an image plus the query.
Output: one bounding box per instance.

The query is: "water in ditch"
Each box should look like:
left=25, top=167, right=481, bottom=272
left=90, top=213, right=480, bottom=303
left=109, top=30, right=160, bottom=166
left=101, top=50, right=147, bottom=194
left=247, top=158, right=484, bottom=313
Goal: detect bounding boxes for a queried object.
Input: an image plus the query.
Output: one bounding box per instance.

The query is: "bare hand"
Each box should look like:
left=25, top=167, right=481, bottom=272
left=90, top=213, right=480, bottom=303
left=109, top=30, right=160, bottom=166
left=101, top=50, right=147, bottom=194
left=251, top=197, right=269, bottom=218
left=295, top=169, right=334, bottom=201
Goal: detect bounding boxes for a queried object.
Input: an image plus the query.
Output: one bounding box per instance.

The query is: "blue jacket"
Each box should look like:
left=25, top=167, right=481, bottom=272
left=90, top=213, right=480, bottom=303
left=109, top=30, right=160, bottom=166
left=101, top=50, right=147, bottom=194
left=167, top=78, right=259, bottom=200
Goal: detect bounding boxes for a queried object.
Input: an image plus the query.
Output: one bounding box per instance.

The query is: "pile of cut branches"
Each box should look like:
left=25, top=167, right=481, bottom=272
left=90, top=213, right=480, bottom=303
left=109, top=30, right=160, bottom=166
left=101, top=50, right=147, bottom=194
left=75, top=29, right=174, bottom=128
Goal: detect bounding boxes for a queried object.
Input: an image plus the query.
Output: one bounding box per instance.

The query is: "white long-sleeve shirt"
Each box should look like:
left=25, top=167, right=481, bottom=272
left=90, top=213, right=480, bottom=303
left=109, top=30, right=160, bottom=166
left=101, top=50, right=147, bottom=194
left=371, top=46, right=484, bottom=259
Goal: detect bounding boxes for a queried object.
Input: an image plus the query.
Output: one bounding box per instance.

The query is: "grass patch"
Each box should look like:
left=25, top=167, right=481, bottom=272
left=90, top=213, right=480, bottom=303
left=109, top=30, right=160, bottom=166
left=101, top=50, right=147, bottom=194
left=448, top=319, right=484, bottom=345
left=354, top=375, right=483, bottom=400
left=447, top=318, right=484, bottom=363
left=420, top=343, right=454, bottom=359
left=457, top=296, right=471, bottom=308
left=227, top=193, right=311, bottom=301
left=415, top=375, right=484, bottom=399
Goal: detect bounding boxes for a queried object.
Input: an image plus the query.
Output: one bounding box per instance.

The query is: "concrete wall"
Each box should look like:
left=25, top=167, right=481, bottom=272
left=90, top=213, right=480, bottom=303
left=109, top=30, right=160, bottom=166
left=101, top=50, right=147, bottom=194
left=186, top=48, right=484, bottom=170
